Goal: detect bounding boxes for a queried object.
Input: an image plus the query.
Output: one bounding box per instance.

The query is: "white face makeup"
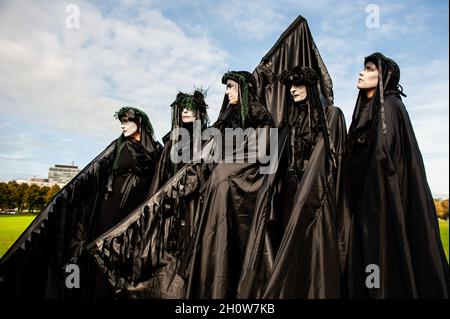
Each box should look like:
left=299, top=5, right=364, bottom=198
left=121, top=119, right=138, bottom=138
left=225, top=79, right=239, bottom=105
left=357, top=61, right=379, bottom=95
left=181, top=108, right=197, bottom=123
left=290, top=84, right=307, bottom=102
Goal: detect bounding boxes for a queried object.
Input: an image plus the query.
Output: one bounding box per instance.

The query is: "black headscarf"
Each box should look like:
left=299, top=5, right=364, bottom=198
left=114, top=106, right=159, bottom=159
left=216, top=71, right=273, bottom=129
left=348, top=52, right=406, bottom=157
left=280, top=66, right=337, bottom=170
left=110, top=106, right=161, bottom=198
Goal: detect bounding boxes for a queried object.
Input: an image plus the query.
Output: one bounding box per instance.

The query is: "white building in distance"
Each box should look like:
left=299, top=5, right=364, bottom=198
left=48, top=164, right=79, bottom=185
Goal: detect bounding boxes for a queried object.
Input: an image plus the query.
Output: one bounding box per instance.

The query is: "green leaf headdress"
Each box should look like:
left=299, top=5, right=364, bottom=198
left=170, top=89, right=209, bottom=129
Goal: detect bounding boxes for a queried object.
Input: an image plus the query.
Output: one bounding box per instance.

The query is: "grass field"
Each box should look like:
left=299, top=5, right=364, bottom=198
left=439, top=219, right=449, bottom=262
left=0, top=215, right=449, bottom=261
left=0, top=215, right=36, bottom=257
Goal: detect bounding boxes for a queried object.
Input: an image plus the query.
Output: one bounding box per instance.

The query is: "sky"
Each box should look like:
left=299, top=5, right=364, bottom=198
left=0, top=0, right=448, bottom=197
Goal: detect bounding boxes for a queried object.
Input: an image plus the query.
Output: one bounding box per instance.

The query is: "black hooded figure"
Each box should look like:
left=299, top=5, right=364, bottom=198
left=184, top=71, right=274, bottom=298
left=0, top=106, right=161, bottom=298
left=86, top=71, right=274, bottom=299
left=346, top=52, right=449, bottom=298
left=113, top=91, right=210, bottom=299
left=149, top=90, right=209, bottom=194
left=237, top=67, right=349, bottom=298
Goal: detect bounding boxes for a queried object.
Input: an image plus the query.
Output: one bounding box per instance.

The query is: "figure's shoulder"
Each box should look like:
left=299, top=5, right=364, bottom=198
left=384, top=94, right=407, bottom=122
left=327, top=105, right=344, bottom=116
left=326, top=105, right=345, bottom=122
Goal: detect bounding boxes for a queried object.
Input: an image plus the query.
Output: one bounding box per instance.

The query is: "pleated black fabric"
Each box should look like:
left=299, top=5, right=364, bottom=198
left=0, top=133, right=161, bottom=298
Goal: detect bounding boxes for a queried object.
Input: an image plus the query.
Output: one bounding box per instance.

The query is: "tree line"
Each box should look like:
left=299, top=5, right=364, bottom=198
left=434, top=198, right=449, bottom=220
left=0, top=181, right=60, bottom=213
left=0, top=180, right=448, bottom=218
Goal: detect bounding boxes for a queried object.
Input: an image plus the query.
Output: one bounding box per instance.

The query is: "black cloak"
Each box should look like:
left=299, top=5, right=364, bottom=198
left=185, top=71, right=274, bottom=298
left=86, top=71, right=274, bottom=299
left=237, top=66, right=349, bottom=299
left=87, top=15, right=346, bottom=300
left=0, top=107, right=161, bottom=298
left=116, top=91, right=210, bottom=298
left=253, top=15, right=334, bottom=125
left=346, top=52, right=449, bottom=298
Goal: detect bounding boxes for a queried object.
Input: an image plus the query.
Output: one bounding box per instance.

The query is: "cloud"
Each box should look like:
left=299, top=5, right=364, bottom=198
left=0, top=0, right=230, bottom=182
left=0, top=0, right=448, bottom=196
left=0, top=0, right=229, bottom=144
left=211, top=0, right=285, bottom=40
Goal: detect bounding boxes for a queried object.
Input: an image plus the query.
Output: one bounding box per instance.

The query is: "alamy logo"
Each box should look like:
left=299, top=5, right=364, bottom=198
left=65, top=263, right=80, bottom=289
left=65, top=4, right=80, bottom=29
left=169, top=120, right=280, bottom=174
left=365, top=264, right=380, bottom=289
left=365, top=4, right=380, bottom=29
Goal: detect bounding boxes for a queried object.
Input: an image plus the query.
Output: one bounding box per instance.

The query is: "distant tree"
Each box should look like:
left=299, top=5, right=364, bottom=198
left=0, top=182, right=63, bottom=213
left=441, top=199, right=449, bottom=220
left=0, top=182, right=9, bottom=209
left=45, top=184, right=60, bottom=204
left=24, top=184, right=40, bottom=213
left=434, top=199, right=444, bottom=218
left=36, top=186, right=49, bottom=211
left=16, top=183, right=29, bottom=213
left=8, top=181, right=20, bottom=209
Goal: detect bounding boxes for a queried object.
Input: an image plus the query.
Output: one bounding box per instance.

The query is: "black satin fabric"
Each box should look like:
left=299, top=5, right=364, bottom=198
left=87, top=86, right=274, bottom=299
left=115, top=124, right=205, bottom=299
left=86, top=153, right=208, bottom=297
left=253, top=15, right=334, bottom=126
left=346, top=92, right=449, bottom=298
left=237, top=107, right=349, bottom=299
left=87, top=15, right=346, bottom=300
left=0, top=135, right=161, bottom=298
left=234, top=15, right=352, bottom=299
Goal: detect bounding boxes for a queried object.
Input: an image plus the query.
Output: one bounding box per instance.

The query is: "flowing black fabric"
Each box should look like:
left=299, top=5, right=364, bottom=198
left=346, top=54, right=449, bottom=298
left=253, top=15, right=334, bottom=126
left=266, top=107, right=347, bottom=298
left=235, top=16, right=351, bottom=299
left=237, top=105, right=349, bottom=299
left=0, top=133, right=161, bottom=298
left=87, top=15, right=345, bottom=300
left=86, top=151, right=209, bottom=298
left=87, top=73, right=274, bottom=299
left=115, top=123, right=207, bottom=299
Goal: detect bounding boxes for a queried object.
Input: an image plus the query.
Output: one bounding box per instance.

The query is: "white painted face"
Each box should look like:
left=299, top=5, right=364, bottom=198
left=357, top=61, right=379, bottom=91
left=120, top=118, right=138, bottom=137
left=181, top=108, right=197, bottom=123
left=225, top=79, right=239, bottom=105
left=290, top=84, right=307, bottom=102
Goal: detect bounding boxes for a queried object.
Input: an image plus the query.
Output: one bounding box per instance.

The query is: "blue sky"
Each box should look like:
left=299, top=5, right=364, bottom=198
left=0, top=0, right=448, bottom=197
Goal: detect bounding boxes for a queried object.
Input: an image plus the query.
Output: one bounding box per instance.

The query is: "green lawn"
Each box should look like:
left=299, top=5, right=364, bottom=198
left=0, top=215, right=449, bottom=261
left=0, top=215, right=36, bottom=257
left=439, top=219, right=449, bottom=262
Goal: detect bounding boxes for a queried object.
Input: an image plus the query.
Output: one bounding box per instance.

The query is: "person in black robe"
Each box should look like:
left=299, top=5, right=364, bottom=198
left=237, top=67, right=349, bottom=299
left=87, top=15, right=340, bottom=300
left=149, top=90, right=209, bottom=194
left=185, top=71, right=274, bottom=298
left=346, top=52, right=449, bottom=298
left=117, top=90, right=210, bottom=298
left=87, top=71, right=274, bottom=299
left=0, top=106, right=161, bottom=298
